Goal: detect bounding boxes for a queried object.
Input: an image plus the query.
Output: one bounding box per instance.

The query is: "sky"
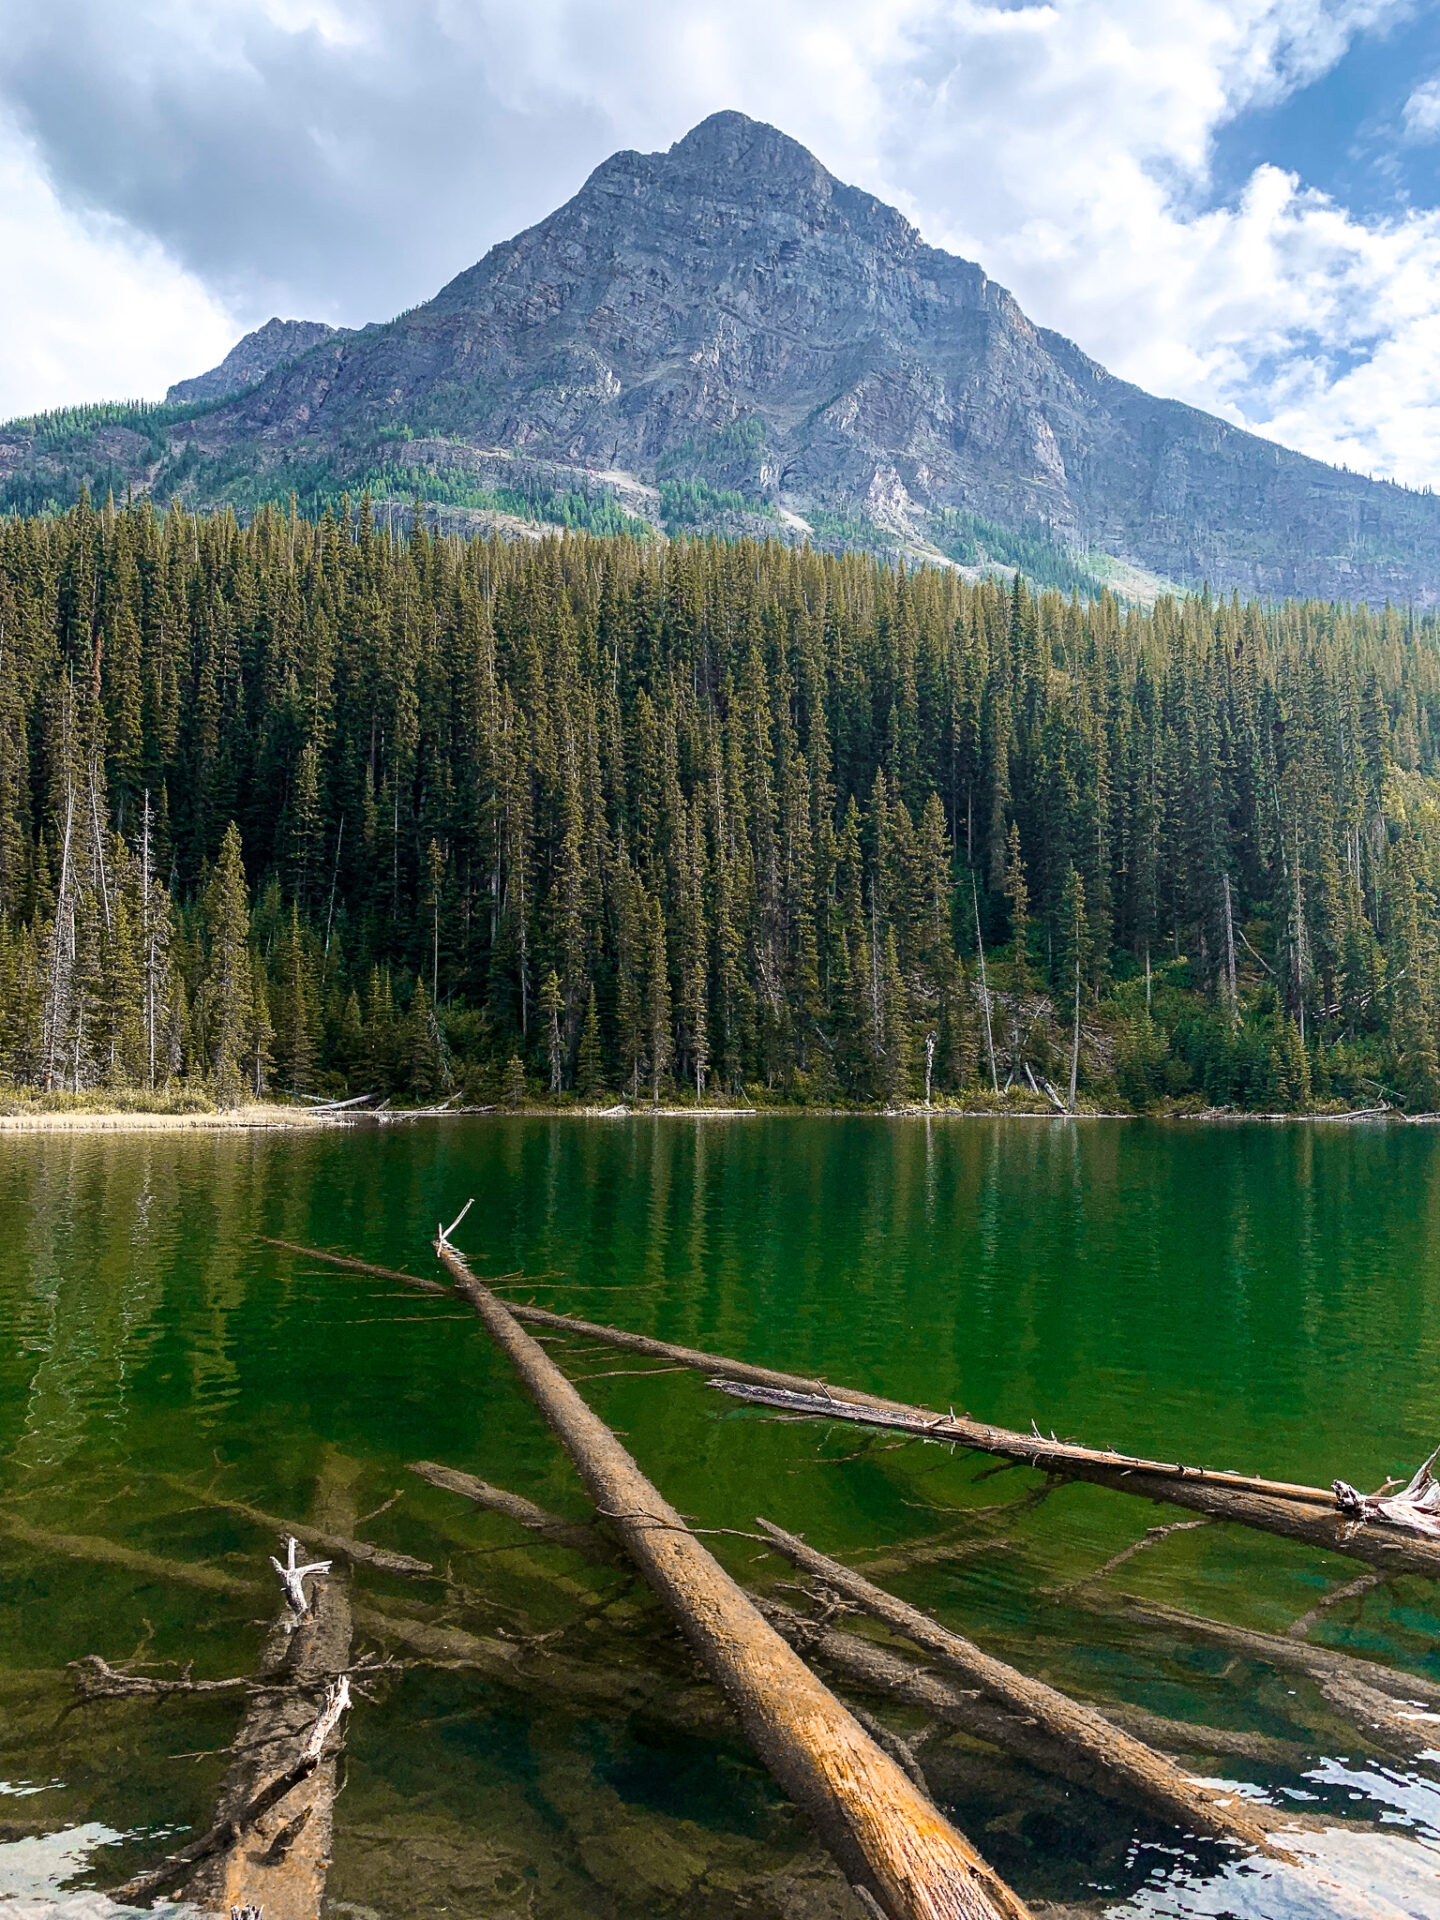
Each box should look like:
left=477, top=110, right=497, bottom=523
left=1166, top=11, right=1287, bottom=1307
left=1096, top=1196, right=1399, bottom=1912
left=3, top=0, right=1440, bottom=485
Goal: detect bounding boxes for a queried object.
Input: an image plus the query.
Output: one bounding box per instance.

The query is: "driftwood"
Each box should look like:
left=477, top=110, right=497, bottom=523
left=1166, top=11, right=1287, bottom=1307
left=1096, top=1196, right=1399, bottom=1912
left=71, top=1655, right=261, bottom=1702
left=757, top=1522, right=1288, bottom=1856
left=1335, top=1447, right=1440, bottom=1538
left=435, top=1234, right=1031, bottom=1920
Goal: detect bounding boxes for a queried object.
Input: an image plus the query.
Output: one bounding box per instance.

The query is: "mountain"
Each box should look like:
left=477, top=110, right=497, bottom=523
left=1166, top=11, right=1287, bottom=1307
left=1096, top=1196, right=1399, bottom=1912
left=5, top=109, right=1440, bottom=602
left=165, top=316, right=343, bottom=404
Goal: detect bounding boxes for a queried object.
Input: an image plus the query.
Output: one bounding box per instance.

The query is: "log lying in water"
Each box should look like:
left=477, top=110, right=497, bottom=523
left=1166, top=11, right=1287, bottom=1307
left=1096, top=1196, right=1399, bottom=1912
left=264, top=1242, right=1440, bottom=1576
left=160, top=1473, right=434, bottom=1575
left=761, top=1600, right=1308, bottom=1782
left=395, top=1464, right=1309, bottom=1776
left=435, top=1235, right=1031, bottom=1920
left=399, top=1464, right=1306, bottom=1777
left=757, top=1521, right=1288, bottom=1856
left=176, top=1456, right=360, bottom=1918
left=713, top=1382, right=1440, bottom=1580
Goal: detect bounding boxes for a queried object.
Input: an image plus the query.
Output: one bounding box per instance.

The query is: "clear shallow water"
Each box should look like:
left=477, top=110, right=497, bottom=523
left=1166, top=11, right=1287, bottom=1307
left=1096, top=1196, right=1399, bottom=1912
left=4, top=1115, right=1440, bottom=1917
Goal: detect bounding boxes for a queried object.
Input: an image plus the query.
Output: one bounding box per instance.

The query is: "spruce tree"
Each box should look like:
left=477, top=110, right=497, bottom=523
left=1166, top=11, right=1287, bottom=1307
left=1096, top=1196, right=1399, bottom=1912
left=197, top=821, right=250, bottom=1104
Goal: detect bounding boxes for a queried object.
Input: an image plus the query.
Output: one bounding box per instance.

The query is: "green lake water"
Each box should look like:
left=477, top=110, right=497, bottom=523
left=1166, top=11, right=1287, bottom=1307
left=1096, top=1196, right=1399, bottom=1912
left=4, top=1115, right=1440, bottom=1918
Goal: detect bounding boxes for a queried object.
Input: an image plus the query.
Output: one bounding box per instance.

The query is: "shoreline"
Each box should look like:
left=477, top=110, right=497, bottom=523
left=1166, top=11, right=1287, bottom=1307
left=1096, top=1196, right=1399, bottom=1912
left=0, top=1102, right=343, bottom=1135
left=0, top=1101, right=1412, bottom=1134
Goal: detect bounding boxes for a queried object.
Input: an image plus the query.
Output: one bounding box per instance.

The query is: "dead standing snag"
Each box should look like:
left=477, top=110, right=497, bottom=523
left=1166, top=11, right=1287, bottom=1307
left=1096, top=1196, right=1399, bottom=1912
left=433, top=1231, right=1031, bottom=1920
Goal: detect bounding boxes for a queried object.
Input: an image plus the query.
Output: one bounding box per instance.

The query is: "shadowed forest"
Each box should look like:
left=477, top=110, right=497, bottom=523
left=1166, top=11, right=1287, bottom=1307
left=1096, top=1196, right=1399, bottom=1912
left=2, top=495, right=1439, bottom=1112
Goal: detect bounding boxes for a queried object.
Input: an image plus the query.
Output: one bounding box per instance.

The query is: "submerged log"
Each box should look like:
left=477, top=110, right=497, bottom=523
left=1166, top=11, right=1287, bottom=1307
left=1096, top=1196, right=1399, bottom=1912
left=435, top=1234, right=1031, bottom=1920
left=1092, top=1592, right=1440, bottom=1758
left=159, top=1474, right=433, bottom=1575
left=407, top=1460, right=622, bottom=1564
left=761, top=1601, right=1310, bottom=1786
left=757, top=1522, right=1287, bottom=1856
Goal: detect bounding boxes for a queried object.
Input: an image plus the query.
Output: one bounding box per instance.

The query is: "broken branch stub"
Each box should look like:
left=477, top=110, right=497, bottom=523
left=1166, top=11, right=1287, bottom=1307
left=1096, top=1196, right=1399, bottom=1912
left=270, top=1535, right=333, bottom=1619
left=434, top=1234, right=1030, bottom=1920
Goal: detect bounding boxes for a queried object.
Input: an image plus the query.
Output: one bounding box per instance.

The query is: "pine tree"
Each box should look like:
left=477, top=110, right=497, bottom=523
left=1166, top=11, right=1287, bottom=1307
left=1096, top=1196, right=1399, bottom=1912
left=196, top=821, right=250, bottom=1104
left=540, top=966, right=564, bottom=1094
left=645, top=893, right=672, bottom=1105
left=577, top=985, right=605, bottom=1099
left=1002, top=821, right=1030, bottom=995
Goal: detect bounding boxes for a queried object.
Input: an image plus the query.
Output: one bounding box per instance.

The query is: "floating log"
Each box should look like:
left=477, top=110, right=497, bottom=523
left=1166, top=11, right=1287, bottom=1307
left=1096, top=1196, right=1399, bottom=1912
left=757, top=1521, right=1287, bottom=1856
left=435, top=1234, right=1031, bottom=1920
left=268, top=1238, right=1440, bottom=1578
left=712, top=1382, right=1440, bottom=1580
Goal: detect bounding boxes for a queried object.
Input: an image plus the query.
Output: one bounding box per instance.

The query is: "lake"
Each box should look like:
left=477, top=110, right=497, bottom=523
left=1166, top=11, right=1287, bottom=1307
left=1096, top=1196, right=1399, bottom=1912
left=4, top=1115, right=1440, bottom=1918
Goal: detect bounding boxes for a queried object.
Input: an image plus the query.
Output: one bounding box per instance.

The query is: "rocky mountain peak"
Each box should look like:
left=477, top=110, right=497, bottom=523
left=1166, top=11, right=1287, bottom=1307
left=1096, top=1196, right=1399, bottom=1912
left=167, top=316, right=341, bottom=405
left=11, top=112, right=1440, bottom=604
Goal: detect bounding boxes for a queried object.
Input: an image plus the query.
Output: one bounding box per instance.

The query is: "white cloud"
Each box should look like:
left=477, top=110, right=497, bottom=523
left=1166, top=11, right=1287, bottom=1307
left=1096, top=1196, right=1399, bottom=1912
left=1403, top=74, right=1440, bottom=143
left=0, top=122, right=237, bottom=420
left=3, top=0, right=1440, bottom=486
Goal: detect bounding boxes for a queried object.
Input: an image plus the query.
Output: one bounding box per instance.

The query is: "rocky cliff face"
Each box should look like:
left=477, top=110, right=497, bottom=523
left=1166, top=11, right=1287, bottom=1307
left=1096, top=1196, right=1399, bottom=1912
left=166, top=317, right=342, bottom=404
left=9, top=112, right=1440, bottom=603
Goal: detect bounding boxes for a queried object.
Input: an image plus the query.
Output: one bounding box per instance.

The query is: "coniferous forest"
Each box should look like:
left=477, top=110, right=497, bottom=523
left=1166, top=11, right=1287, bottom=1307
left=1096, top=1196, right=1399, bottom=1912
left=3, top=493, right=1440, bottom=1114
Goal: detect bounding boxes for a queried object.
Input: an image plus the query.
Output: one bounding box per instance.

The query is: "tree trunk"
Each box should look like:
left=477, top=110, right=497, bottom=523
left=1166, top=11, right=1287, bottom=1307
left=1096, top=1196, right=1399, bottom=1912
left=435, top=1236, right=1030, bottom=1920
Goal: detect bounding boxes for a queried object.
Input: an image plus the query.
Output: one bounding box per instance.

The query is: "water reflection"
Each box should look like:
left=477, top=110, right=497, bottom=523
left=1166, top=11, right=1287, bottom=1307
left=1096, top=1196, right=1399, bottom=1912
left=4, top=1117, right=1440, bottom=1915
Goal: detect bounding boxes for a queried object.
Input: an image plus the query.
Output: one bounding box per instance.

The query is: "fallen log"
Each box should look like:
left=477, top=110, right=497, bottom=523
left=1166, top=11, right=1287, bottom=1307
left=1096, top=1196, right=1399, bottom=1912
left=14, top=1504, right=693, bottom=1728
left=266, top=1242, right=1439, bottom=1576
left=760, top=1600, right=1310, bottom=1788
left=177, top=1455, right=359, bottom=1918
left=714, top=1383, right=1440, bottom=1580
left=756, top=1521, right=1287, bottom=1856
left=435, top=1233, right=1031, bottom=1920
left=407, top=1467, right=1308, bottom=1777
left=258, top=1236, right=450, bottom=1294
left=159, top=1473, right=433, bottom=1575
left=112, top=1711, right=332, bottom=1903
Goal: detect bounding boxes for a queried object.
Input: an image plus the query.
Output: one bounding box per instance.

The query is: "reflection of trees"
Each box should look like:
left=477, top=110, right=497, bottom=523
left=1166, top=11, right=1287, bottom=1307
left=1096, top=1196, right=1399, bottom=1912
left=3, top=1138, right=171, bottom=1477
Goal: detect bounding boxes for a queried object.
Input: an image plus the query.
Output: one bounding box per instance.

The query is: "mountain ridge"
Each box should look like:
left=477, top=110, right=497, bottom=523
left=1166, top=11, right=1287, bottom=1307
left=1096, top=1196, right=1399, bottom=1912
left=5, top=109, right=1439, bottom=603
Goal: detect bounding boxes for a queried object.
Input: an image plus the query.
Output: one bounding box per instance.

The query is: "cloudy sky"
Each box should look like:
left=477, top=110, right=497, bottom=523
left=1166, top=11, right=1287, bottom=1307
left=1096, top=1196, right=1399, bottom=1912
left=4, top=0, right=1440, bottom=484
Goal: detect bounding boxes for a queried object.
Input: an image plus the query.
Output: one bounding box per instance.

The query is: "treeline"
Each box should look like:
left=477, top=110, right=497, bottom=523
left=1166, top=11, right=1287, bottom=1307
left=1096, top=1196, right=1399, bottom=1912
left=2, top=494, right=1440, bottom=1112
